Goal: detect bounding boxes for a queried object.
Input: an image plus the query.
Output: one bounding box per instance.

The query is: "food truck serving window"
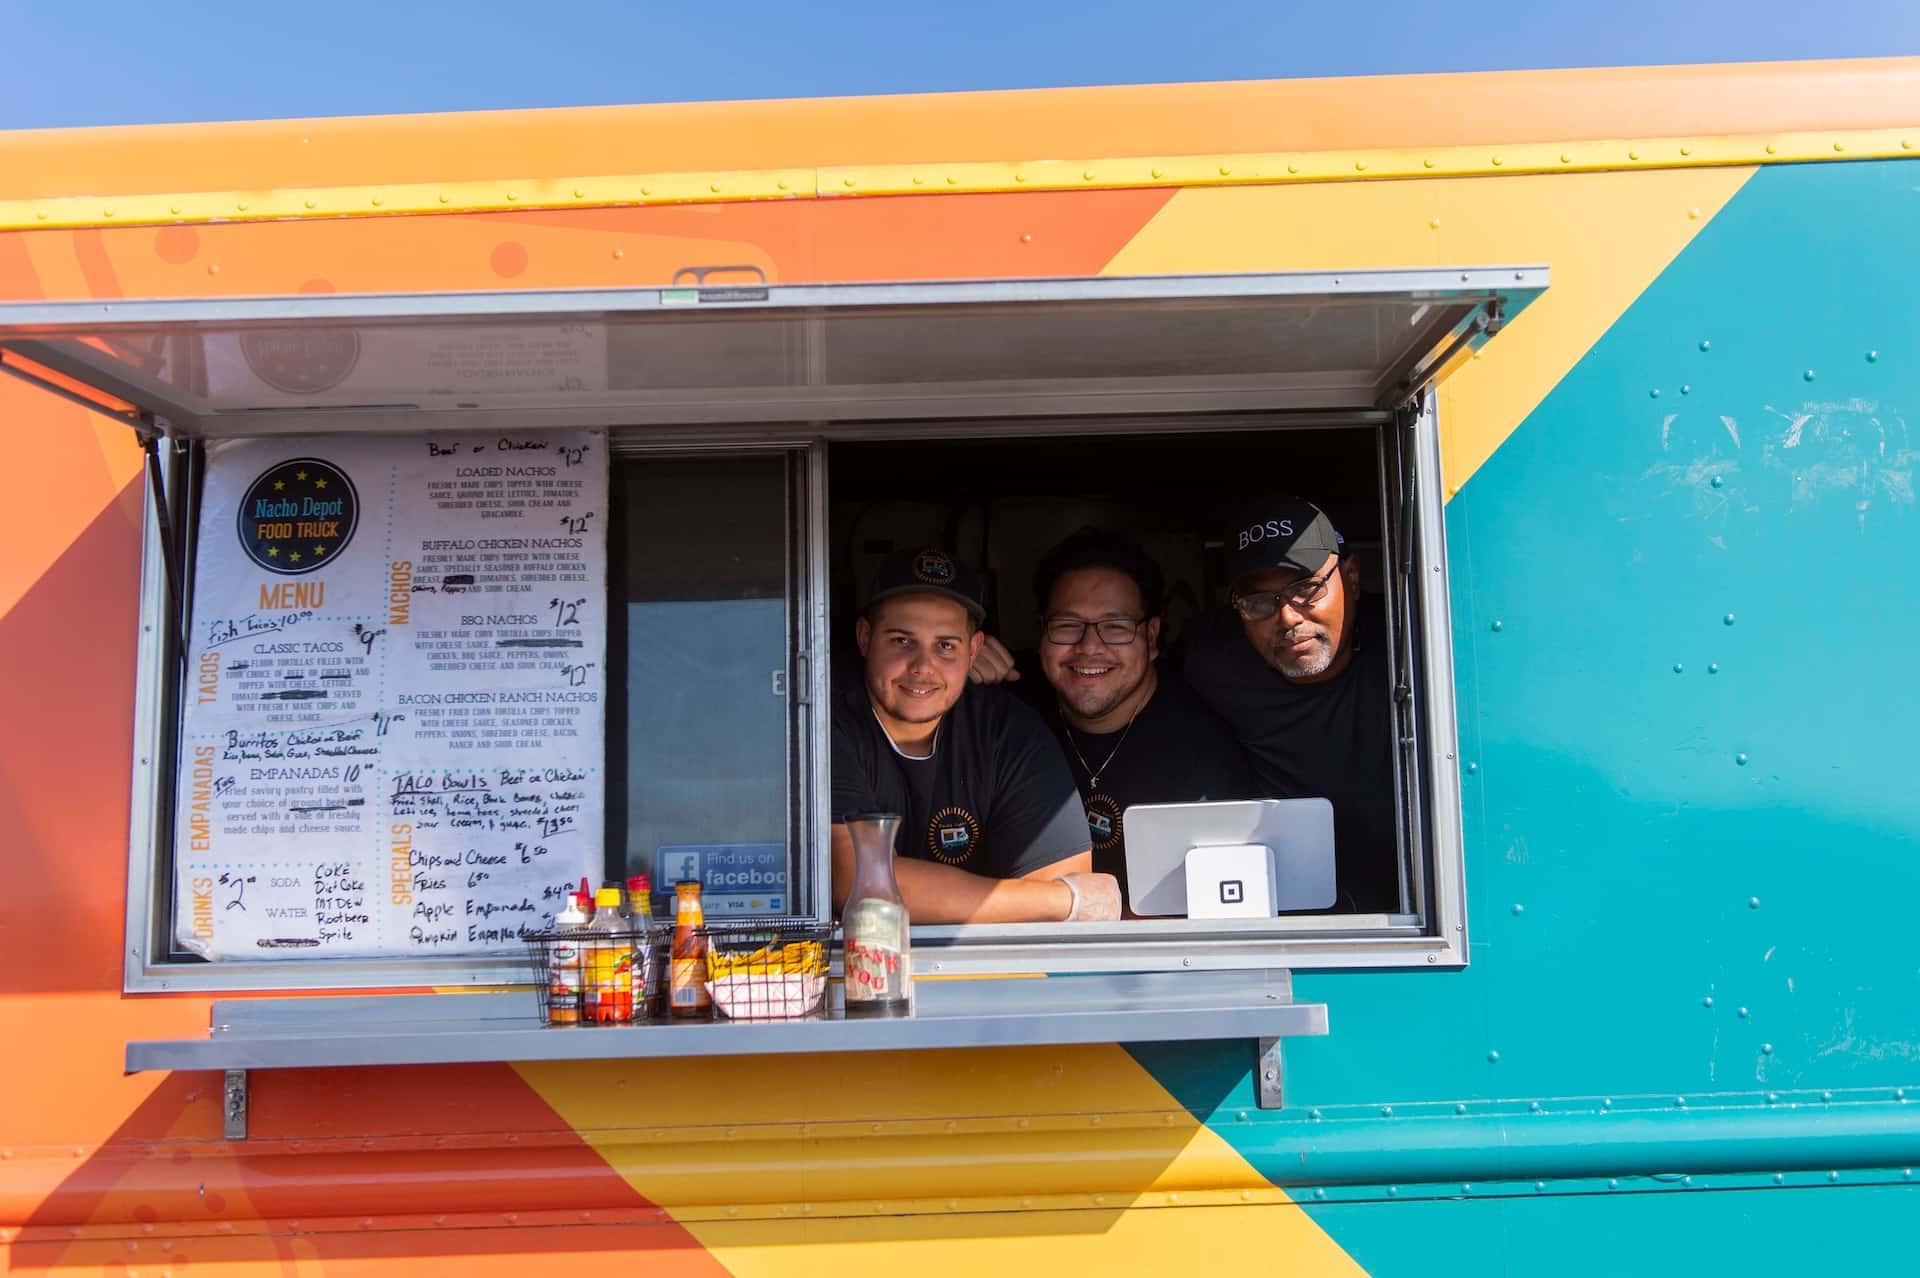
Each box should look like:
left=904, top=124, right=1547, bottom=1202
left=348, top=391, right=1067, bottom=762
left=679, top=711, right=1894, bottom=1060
left=0, top=269, right=1543, bottom=993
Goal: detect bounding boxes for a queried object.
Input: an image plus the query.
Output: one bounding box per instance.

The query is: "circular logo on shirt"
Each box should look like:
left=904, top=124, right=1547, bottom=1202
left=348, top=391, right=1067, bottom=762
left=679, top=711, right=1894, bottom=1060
left=912, top=550, right=957, bottom=586
left=927, top=805, right=982, bottom=865
left=1085, top=792, right=1123, bottom=854
left=237, top=457, right=359, bottom=575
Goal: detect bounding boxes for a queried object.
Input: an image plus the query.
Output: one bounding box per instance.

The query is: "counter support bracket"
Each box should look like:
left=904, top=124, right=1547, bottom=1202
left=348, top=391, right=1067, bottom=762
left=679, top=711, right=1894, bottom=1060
left=223, top=1068, right=248, bottom=1140
left=1255, top=1037, right=1286, bottom=1109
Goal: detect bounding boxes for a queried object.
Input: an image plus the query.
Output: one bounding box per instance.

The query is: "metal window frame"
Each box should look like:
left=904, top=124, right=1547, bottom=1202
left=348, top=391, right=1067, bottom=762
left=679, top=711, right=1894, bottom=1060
left=88, top=271, right=1500, bottom=992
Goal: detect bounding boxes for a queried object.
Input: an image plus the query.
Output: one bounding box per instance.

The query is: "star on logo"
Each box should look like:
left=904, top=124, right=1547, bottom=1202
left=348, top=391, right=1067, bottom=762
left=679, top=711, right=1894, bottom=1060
left=313, top=545, right=326, bottom=555
left=266, top=546, right=280, bottom=558
left=295, top=470, right=308, bottom=481
left=314, top=478, right=328, bottom=489
left=289, top=551, right=303, bottom=563
left=274, top=480, right=285, bottom=490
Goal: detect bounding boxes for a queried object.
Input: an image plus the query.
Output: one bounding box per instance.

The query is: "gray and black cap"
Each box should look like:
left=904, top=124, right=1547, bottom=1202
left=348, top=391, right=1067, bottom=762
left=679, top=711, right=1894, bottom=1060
left=864, top=548, right=988, bottom=622
left=1219, top=497, right=1346, bottom=584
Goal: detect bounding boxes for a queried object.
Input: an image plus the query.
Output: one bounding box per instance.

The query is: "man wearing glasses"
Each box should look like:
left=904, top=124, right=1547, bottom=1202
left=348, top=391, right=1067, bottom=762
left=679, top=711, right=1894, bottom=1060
left=1182, top=497, right=1398, bottom=913
left=1030, top=528, right=1252, bottom=902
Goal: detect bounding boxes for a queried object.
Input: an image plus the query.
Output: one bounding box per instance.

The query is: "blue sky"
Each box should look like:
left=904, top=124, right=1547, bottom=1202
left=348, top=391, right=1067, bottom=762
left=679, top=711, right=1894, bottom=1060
left=5, top=0, right=1920, bottom=130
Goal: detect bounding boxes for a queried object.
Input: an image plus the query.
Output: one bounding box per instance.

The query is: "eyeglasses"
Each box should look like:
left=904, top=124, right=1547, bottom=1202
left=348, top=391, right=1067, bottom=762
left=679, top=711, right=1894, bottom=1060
left=1042, top=615, right=1148, bottom=646
left=1231, top=568, right=1338, bottom=621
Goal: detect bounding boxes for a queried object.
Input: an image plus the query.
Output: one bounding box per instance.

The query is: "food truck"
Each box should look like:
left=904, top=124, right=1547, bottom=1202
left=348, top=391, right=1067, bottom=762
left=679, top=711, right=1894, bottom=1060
left=1, top=54, right=1916, bottom=1275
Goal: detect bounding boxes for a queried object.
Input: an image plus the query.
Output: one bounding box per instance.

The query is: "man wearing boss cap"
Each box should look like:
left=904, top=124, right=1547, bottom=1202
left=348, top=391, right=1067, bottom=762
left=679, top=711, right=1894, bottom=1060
left=1183, top=497, right=1399, bottom=913
left=830, top=548, right=1121, bottom=924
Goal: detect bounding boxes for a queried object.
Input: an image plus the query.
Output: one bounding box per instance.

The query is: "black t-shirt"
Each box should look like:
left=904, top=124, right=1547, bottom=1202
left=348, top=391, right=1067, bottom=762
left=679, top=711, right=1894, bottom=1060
left=1182, top=598, right=1399, bottom=913
left=1036, top=675, right=1255, bottom=895
left=831, top=684, right=1089, bottom=878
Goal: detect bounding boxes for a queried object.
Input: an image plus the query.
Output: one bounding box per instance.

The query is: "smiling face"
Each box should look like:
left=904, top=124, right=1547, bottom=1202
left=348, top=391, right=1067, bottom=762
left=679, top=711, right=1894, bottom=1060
left=1039, top=566, right=1161, bottom=733
left=1236, top=553, right=1361, bottom=683
left=855, top=592, right=985, bottom=749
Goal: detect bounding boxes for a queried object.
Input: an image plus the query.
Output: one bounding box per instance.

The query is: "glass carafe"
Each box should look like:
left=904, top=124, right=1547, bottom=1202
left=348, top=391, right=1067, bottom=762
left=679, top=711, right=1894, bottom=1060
left=842, top=812, right=912, bottom=1018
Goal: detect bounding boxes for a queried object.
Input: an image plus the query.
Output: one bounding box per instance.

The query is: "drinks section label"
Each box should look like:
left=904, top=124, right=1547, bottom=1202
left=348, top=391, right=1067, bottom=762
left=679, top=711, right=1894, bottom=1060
left=174, top=431, right=607, bottom=960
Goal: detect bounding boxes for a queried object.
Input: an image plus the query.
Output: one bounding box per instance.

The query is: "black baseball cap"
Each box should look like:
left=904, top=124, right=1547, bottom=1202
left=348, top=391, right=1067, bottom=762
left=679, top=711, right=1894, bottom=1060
left=1219, top=497, right=1346, bottom=584
left=865, top=548, right=988, bottom=622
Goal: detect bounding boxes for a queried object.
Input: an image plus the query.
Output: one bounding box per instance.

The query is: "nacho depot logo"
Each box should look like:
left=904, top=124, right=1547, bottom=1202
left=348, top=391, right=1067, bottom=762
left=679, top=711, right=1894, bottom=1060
left=1085, top=792, right=1123, bottom=854
left=927, top=805, right=982, bottom=865
left=237, top=457, right=359, bottom=575
left=912, top=550, right=956, bottom=586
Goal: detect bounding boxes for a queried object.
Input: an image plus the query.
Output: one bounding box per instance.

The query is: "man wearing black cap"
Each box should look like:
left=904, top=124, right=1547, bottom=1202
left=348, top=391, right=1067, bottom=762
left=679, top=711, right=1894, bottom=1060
left=830, top=549, right=1121, bottom=925
left=1182, top=498, right=1399, bottom=912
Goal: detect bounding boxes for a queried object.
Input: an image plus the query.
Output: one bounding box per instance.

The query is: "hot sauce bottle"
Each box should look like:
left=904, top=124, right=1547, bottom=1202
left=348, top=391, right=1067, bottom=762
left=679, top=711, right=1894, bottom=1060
left=625, top=873, right=655, bottom=1019
left=669, top=881, right=711, bottom=1019
left=584, top=884, right=634, bottom=1024
left=546, top=891, right=591, bottom=1027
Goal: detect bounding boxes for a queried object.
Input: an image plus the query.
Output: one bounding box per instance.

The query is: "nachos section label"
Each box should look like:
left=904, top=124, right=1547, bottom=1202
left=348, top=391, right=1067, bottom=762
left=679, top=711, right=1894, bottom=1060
left=174, top=431, right=608, bottom=961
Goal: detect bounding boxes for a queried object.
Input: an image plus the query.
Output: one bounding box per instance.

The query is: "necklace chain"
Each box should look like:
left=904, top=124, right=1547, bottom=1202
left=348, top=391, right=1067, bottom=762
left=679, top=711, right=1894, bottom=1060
left=1063, top=701, right=1143, bottom=790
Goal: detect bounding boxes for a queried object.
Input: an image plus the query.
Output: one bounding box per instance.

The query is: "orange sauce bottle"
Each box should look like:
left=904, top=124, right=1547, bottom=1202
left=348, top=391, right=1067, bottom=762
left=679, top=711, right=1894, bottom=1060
left=669, top=881, right=711, bottom=1019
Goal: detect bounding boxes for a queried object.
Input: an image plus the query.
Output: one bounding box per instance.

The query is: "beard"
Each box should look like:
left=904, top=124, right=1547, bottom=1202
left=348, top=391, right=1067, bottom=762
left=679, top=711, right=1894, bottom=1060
left=1265, top=626, right=1335, bottom=679
left=1058, top=669, right=1148, bottom=723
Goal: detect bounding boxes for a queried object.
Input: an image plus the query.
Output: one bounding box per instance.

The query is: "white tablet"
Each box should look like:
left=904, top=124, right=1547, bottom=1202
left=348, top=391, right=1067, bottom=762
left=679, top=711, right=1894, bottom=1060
left=1123, top=798, right=1338, bottom=916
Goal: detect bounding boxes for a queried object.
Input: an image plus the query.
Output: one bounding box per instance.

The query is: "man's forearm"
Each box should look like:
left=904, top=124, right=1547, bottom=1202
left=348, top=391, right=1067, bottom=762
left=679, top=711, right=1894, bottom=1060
left=893, top=857, right=1073, bottom=924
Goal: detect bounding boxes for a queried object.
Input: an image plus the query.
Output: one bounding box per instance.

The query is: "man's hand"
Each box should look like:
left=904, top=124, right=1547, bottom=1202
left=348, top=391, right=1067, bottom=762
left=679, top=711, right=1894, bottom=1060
left=1060, top=871, right=1122, bottom=922
left=968, top=634, right=1020, bottom=684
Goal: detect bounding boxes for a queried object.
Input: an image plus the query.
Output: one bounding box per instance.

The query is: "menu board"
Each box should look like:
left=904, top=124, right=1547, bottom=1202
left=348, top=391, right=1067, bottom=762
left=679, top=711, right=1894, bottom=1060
left=173, top=430, right=607, bottom=961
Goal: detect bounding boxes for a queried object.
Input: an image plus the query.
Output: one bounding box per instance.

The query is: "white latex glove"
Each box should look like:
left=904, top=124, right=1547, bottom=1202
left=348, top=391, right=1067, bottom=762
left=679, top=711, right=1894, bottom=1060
left=1061, top=871, right=1122, bottom=922
left=968, top=634, right=1020, bottom=684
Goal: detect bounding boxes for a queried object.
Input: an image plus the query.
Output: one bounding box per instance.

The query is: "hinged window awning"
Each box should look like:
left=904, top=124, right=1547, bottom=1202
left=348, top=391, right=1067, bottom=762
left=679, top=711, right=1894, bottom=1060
left=0, top=268, right=1544, bottom=438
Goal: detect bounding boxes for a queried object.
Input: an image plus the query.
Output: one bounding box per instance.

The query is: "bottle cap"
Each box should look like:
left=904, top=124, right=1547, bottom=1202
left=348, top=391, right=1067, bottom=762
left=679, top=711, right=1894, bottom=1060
left=594, top=886, right=623, bottom=909
left=627, top=873, right=651, bottom=895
